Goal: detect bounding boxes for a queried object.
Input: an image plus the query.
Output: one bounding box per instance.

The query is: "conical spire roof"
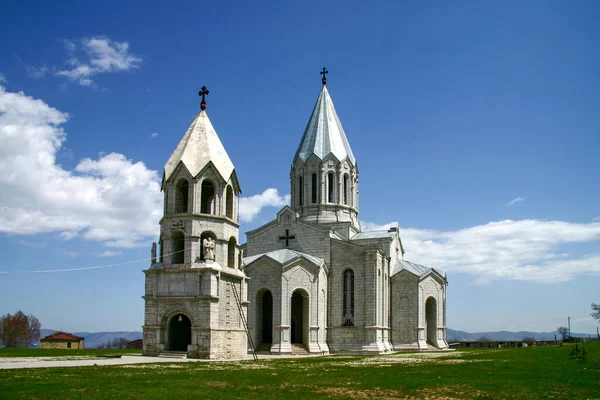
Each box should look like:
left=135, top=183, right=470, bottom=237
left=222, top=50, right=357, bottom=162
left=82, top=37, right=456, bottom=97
left=293, top=85, right=356, bottom=166
left=163, top=110, right=235, bottom=185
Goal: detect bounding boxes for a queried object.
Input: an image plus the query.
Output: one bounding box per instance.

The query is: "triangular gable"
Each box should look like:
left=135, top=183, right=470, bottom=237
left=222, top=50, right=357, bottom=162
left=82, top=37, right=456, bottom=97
left=243, top=249, right=324, bottom=270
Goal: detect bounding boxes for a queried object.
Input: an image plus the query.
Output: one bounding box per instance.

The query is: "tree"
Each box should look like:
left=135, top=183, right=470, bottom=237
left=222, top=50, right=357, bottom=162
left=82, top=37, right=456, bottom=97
left=557, top=326, right=569, bottom=340
left=522, top=336, right=535, bottom=344
left=0, top=311, right=41, bottom=348
left=591, top=303, right=600, bottom=321
left=477, top=336, right=490, bottom=342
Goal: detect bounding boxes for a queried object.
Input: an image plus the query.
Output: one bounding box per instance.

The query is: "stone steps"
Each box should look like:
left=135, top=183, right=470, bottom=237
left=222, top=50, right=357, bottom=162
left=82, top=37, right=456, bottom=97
left=158, top=351, right=187, bottom=359
left=291, top=344, right=309, bottom=355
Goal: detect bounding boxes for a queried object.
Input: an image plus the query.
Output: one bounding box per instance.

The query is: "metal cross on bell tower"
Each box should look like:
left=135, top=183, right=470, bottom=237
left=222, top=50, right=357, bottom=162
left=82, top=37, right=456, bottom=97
left=320, top=67, right=328, bottom=85
left=198, top=86, right=209, bottom=110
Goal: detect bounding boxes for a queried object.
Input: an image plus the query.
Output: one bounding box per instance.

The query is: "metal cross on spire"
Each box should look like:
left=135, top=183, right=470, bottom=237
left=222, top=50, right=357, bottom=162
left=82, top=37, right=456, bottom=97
left=198, top=86, right=209, bottom=110
left=320, top=67, right=328, bottom=85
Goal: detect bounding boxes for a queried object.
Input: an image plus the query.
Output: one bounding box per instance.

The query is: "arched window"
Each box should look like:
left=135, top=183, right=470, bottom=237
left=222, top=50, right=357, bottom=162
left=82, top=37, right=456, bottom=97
left=201, top=180, right=215, bottom=214
left=225, top=185, right=234, bottom=219
left=298, top=176, right=303, bottom=206
left=311, top=173, right=317, bottom=203
left=171, top=231, right=185, bottom=264
left=343, top=269, right=354, bottom=326
left=200, top=231, right=217, bottom=261
left=343, top=174, right=349, bottom=205
left=175, top=179, right=189, bottom=213
left=159, top=239, right=164, bottom=263
left=328, top=172, right=334, bottom=203
left=228, top=237, right=236, bottom=269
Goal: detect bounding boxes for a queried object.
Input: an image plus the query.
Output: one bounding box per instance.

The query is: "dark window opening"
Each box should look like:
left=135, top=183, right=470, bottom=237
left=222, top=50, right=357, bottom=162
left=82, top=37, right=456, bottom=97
left=175, top=179, right=189, bottom=213
left=201, top=181, right=215, bottom=214
left=343, top=269, right=355, bottom=326
left=298, top=176, right=304, bottom=206
left=343, top=174, right=349, bottom=205
left=171, top=231, right=185, bottom=264
left=226, top=185, right=234, bottom=219
left=227, top=237, right=236, bottom=269
left=328, top=172, right=334, bottom=203
left=311, top=173, right=317, bottom=203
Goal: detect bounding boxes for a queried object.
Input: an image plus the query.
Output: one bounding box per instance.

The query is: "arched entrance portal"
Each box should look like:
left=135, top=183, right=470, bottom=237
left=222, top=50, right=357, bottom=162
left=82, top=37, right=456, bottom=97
left=291, top=290, right=309, bottom=345
left=257, top=290, right=273, bottom=344
left=425, top=297, right=437, bottom=347
left=168, top=314, right=191, bottom=351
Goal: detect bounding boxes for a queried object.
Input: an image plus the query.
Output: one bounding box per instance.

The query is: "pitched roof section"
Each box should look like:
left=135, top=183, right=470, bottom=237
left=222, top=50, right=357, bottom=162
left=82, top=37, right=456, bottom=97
left=244, top=249, right=324, bottom=268
left=391, top=258, right=445, bottom=279
left=293, top=86, right=356, bottom=166
left=351, top=230, right=396, bottom=240
left=163, top=110, right=235, bottom=185
left=41, top=331, right=84, bottom=341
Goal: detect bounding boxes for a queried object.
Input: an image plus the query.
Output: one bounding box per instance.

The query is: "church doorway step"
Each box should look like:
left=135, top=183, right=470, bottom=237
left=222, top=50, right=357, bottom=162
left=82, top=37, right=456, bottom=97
left=290, top=289, right=309, bottom=347
left=257, top=289, right=273, bottom=345
left=168, top=314, right=191, bottom=351
left=425, top=297, right=437, bottom=348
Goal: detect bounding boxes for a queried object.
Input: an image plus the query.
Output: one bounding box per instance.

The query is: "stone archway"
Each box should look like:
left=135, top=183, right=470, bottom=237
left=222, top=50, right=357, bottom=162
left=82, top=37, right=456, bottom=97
left=425, top=297, right=437, bottom=347
left=257, top=290, right=273, bottom=344
left=168, top=313, right=191, bottom=351
left=291, top=289, right=309, bottom=346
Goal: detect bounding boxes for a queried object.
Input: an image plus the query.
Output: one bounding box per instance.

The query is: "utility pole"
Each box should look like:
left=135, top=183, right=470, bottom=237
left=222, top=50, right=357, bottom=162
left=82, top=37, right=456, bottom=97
left=568, top=316, right=571, bottom=341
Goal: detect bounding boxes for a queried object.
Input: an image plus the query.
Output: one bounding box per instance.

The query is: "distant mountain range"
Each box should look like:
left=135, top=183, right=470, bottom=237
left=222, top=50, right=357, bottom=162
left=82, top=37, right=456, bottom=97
left=446, top=328, right=596, bottom=342
left=37, top=328, right=597, bottom=348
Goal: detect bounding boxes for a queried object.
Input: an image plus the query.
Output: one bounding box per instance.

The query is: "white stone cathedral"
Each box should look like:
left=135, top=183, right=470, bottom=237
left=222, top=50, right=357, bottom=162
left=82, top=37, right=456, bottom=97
left=143, top=74, right=449, bottom=359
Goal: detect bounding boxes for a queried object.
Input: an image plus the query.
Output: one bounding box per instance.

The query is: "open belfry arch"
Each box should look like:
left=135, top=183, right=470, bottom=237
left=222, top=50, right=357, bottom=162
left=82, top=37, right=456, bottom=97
left=143, top=87, right=250, bottom=359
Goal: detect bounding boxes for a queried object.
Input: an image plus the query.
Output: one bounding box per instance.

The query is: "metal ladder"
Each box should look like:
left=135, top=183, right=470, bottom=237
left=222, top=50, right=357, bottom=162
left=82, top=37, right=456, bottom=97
left=230, top=280, right=258, bottom=361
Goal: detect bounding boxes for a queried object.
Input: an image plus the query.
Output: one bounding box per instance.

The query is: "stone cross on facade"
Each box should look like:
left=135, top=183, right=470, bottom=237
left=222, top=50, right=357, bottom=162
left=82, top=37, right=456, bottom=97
left=278, top=229, right=296, bottom=247
left=172, top=220, right=185, bottom=232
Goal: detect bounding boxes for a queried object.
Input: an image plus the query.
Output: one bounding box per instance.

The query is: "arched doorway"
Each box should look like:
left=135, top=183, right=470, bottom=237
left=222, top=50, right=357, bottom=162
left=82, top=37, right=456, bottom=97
left=257, top=290, right=273, bottom=344
left=425, top=297, right=437, bottom=347
left=291, top=290, right=308, bottom=345
left=168, top=314, right=191, bottom=351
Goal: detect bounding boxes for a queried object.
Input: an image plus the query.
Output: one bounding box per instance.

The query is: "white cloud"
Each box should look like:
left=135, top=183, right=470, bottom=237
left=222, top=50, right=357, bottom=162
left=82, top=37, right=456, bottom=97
left=239, top=188, right=290, bottom=222
left=0, top=86, right=162, bottom=248
left=507, top=196, right=524, bottom=206
left=15, top=240, right=47, bottom=249
left=362, top=219, right=600, bottom=284
left=26, top=64, right=48, bottom=79
left=0, top=73, right=6, bottom=83
left=56, top=36, right=142, bottom=87
left=149, top=132, right=159, bottom=138
left=96, top=250, right=123, bottom=257
left=60, top=231, right=78, bottom=240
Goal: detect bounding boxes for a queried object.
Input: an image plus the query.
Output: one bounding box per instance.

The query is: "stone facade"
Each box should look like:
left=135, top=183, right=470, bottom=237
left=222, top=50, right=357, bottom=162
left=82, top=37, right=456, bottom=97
left=143, top=82, right=449, bottom=358
left=143, top=108, right=248, bottom=359
left=242, top=82, right=449, bottom=354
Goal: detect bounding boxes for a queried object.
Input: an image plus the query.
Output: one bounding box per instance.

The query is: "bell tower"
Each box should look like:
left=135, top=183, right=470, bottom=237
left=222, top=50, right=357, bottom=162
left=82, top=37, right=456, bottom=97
left=290, top=68, right=360, bottom=238
left=143, top=87, right=248, bottom=359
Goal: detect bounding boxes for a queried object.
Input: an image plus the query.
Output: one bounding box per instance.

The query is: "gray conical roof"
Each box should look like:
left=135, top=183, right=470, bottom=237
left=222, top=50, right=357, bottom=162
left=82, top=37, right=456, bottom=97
left=293, top=85, right=356, bottom=166
left=163, top=110, right=235, bottom=185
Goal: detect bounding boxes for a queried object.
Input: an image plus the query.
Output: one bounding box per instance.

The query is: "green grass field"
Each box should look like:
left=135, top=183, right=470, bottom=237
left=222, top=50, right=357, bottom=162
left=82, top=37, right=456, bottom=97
left=0, top=343, right=599, bottom=399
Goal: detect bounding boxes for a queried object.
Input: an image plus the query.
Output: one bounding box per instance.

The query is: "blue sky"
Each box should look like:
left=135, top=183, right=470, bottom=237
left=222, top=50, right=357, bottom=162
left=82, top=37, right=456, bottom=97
left=1, top=1, right=599, bottom=335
